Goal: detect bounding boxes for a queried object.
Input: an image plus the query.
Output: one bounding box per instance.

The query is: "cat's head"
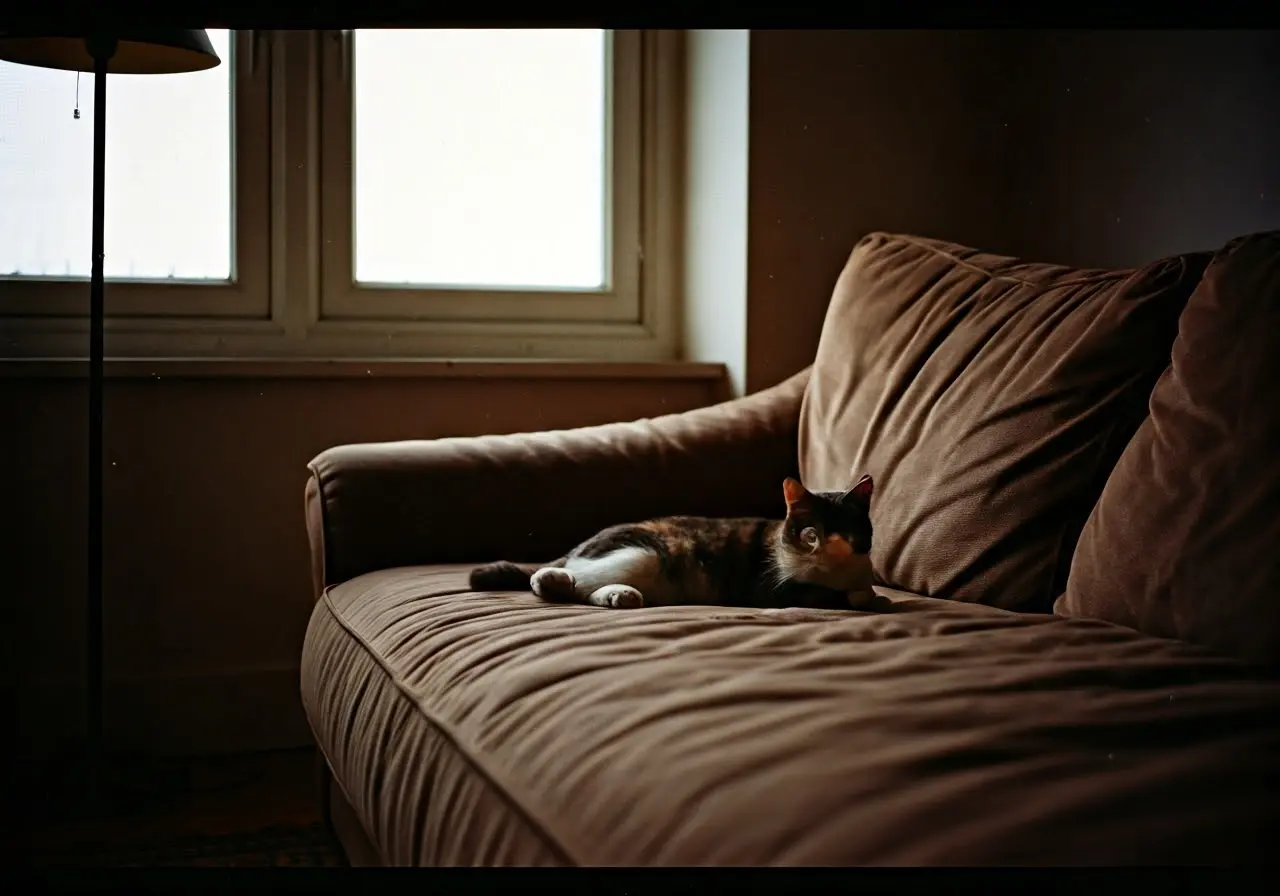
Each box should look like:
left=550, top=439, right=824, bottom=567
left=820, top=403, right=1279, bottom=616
left=773, top=475, right=874, bottom=589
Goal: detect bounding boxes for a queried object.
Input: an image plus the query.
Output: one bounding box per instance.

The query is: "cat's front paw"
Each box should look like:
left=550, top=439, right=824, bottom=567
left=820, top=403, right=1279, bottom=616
left=589, top=584, right=645, bottom=609
left=531, top=567, right=576, bottom=600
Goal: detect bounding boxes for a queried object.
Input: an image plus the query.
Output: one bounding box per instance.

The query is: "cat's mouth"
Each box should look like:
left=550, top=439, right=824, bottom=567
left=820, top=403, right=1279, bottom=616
left=779, top=552, right=871, bottom=590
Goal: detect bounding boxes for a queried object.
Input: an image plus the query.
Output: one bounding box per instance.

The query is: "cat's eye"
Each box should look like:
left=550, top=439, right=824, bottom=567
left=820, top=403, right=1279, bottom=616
left=799, top=527, right=821, bottom=551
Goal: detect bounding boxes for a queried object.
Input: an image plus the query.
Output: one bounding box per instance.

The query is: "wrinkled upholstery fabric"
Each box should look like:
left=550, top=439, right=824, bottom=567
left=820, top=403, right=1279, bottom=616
left=302, top=566, right=1280, bottom=866
left=1060, top=231, right=1280, bottom=667
left=799, top=233, right=1210, bottom=611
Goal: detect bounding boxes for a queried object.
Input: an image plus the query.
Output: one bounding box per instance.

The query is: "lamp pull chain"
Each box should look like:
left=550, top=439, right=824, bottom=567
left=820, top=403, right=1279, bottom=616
left=74, top=72, right=81, bottom=119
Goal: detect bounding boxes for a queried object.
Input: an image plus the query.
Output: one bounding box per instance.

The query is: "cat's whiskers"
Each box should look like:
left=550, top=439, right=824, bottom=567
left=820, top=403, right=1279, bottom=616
left=768, top=550, right=809, bottom=591
left=768, top=563, right=792, bottom=591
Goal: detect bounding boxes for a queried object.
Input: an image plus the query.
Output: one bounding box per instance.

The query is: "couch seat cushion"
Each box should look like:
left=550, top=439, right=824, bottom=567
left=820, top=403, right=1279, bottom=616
left=301, top=565, right=1280, bottom=866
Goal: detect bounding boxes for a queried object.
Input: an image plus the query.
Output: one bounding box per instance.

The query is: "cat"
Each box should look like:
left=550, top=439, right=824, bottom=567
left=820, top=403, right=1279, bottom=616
left=468, top=475, right=876, bottom=610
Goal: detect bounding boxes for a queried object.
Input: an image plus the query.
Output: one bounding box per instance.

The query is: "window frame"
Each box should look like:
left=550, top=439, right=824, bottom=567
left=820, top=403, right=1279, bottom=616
left=0, top=29, right=684, bottom=363
left=0, top=29, right=271, bottom=322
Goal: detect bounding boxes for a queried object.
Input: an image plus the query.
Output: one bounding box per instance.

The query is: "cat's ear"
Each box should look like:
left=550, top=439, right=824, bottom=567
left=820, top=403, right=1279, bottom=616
left=843, top=474, right=874, bottom=507
left=782, top=477, right=811, bottom=508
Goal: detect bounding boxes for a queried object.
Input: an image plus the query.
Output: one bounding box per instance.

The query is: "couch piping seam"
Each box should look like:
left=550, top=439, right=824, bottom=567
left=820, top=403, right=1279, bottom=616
left=318, top=586, right=582, bottom=866
left=307, top=462, right=336, bottom=590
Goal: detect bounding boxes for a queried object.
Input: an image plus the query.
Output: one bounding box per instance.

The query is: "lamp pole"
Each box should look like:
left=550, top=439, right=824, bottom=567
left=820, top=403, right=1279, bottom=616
left=0, top=28, right=219, bottom=818
left=85, top=35, right=117, bottom=808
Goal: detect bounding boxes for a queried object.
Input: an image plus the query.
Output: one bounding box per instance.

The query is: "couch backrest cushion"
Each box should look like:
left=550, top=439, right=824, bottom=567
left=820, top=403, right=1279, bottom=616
left=1057, top=231, right=1280, bottom=664
left=798, top=232, right=1210, bottom=611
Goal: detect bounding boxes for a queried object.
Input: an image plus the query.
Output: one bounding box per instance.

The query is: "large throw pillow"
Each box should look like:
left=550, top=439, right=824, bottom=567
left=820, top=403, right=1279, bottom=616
left=1057, top=231, right=1280, bottom=665
left=799, top=232, right=1210, bottom=612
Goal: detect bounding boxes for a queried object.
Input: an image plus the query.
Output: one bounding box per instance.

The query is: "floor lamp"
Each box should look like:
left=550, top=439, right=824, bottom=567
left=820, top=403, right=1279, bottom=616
left=0, top=30, right=220, bottom=815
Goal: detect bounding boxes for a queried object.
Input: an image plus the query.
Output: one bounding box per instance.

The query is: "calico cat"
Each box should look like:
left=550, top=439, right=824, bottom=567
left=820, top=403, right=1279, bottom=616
left=469, top=475, right=876, bottom=610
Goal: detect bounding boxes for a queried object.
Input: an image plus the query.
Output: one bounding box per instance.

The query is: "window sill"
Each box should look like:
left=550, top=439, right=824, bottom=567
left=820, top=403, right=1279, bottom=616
left=0, top=358, right=728, bottom=382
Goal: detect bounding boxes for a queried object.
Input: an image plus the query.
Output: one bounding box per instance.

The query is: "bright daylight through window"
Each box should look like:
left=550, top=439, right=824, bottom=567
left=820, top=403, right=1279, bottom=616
left=351, top=29, right=608, bottom=291
left=0, top=28, right=679, bottom=362
left=0, top=29, right=233, bottom=282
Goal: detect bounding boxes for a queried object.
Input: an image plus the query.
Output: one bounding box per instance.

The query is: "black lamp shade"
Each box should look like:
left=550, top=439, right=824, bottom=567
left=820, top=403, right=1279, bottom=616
left=0, top=29, right=220, bottom=74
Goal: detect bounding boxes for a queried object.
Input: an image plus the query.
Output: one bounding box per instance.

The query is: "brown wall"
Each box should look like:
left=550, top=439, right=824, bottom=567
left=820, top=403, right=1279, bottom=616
left=746, top=29, right=1280, bottom=392
left=1, top=369, right=723, bottom=756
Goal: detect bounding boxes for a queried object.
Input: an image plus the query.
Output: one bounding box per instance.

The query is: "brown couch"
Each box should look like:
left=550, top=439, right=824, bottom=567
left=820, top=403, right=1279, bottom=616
left=300, top=231, right=1280, bottom=866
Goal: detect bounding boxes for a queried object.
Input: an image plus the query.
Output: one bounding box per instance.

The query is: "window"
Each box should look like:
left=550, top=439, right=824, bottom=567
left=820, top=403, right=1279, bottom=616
left=0, top=29, right=681, bottom=361
left=0, top=29, right=270, bottom=328
left=351, top=30, right=608, bottom=291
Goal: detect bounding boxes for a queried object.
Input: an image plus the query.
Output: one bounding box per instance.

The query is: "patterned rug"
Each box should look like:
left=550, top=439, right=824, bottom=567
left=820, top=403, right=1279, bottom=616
left=28, top=823, right=346, bottom=868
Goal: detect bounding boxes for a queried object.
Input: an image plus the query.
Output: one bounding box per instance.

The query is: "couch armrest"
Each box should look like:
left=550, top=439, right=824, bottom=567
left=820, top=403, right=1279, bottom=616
left=305, top=367, right=810, bottom=594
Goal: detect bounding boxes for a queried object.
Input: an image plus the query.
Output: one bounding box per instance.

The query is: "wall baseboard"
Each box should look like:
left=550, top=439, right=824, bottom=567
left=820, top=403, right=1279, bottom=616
left=7, top=667, right=313, bottom=758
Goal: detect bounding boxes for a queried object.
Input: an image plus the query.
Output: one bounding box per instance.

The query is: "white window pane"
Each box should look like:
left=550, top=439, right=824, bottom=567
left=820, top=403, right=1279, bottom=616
left=353, top=29, right=607, bottom=290
left=0, top=29, right=232, bottom=281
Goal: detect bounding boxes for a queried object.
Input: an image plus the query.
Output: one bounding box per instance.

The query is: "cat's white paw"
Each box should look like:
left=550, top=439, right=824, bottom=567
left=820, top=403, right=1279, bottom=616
left=589, top=584, right=645, bottom=609
left=531, top=567, right=576, bottom=599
